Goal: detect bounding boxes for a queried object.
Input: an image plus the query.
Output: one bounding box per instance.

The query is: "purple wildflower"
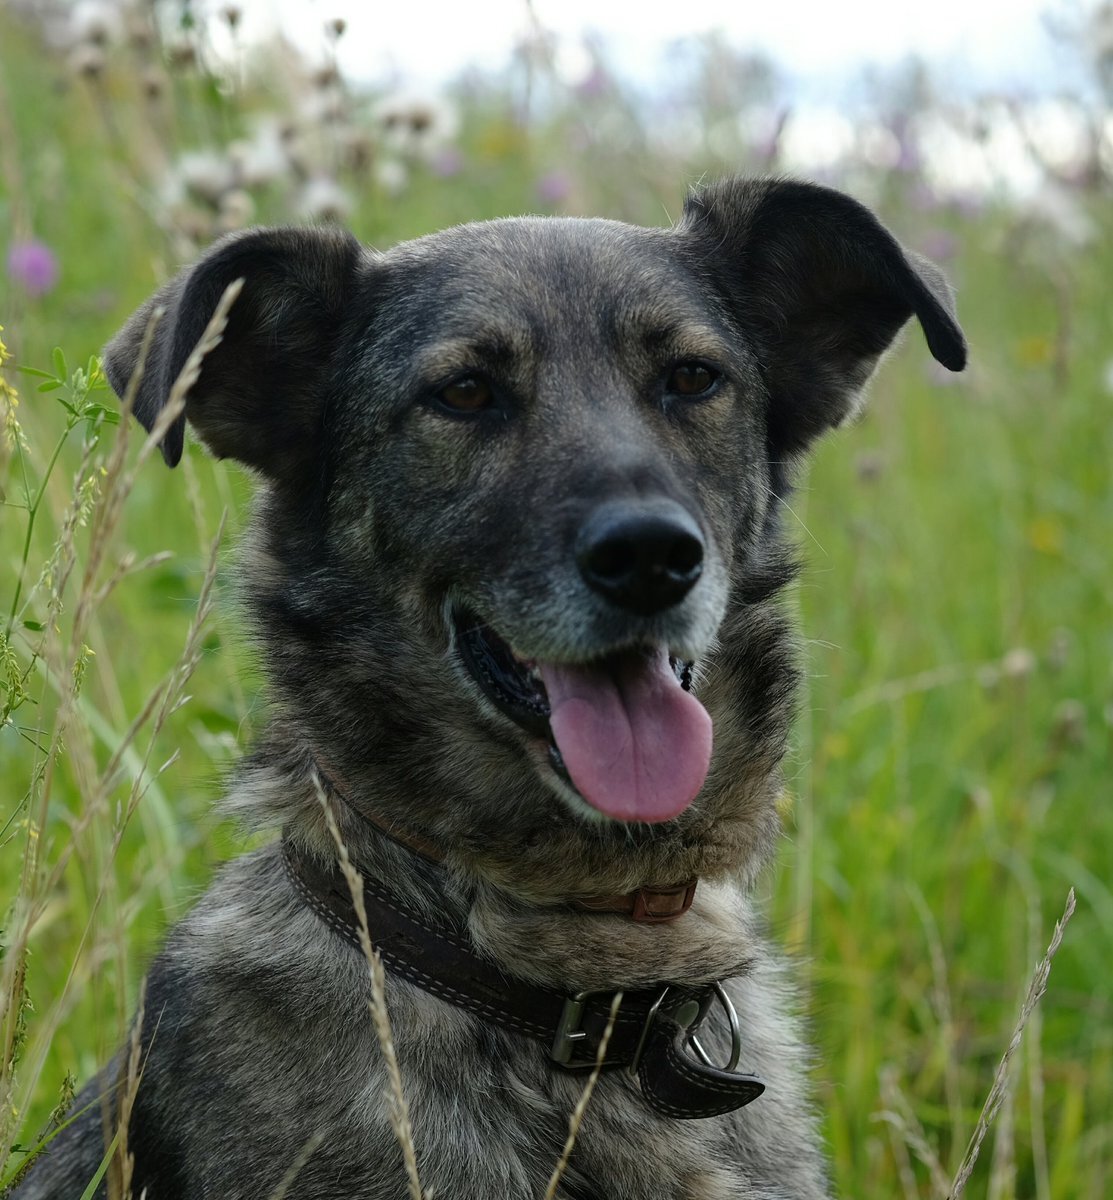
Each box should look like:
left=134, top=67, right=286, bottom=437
left=536, top=170, right=571, bottom=205
left=921, top=230, right=958, bottom=262
left=575, top=66, right=610, bottom=100
left=429, top=146, right=464, bottom=178
left=7, top=240, right=59, bottom=297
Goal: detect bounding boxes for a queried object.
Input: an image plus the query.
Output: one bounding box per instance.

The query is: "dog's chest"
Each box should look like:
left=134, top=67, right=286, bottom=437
left=371, top=989, right=758, bottom=1200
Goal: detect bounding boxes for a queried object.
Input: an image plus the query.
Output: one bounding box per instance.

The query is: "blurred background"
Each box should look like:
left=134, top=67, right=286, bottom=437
left=1, top=1, right=1110, bottom=1196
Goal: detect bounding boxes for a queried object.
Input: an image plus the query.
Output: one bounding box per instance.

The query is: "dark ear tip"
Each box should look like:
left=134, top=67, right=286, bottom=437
left=101, top=341, right=136, bottom=407
left=933, top=335, right=968, bottom=373
left=160, top=420, right=186, bottom=467
left=922, top=314, right=968, bottom=372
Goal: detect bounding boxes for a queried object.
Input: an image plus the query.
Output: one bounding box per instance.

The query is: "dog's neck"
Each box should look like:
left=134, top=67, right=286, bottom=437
left=314, top=754, right=700, bottom=923
left=256, top=751, right=771, bottom=991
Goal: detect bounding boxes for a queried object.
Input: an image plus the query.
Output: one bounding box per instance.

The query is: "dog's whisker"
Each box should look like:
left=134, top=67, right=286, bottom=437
left=771, top=491, right=828, bottom=557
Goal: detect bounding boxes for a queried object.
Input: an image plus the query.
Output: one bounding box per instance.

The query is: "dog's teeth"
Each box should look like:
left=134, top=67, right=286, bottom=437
left=547, top=741, right=569, bottom=781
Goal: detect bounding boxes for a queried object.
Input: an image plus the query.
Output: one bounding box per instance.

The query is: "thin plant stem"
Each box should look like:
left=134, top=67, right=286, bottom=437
left=947, top=889, right=1077, bottom=1199
left=542, top=990, right=623, bottom=1200
left=313, top=777, right=426, bottom=1200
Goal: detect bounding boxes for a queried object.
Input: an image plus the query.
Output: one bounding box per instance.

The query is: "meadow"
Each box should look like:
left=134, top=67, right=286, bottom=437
left=1, top=2, right=1110, bottom=1197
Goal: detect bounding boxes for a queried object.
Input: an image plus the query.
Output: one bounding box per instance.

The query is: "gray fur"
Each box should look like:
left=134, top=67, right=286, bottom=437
left=11, top=176, right=964, bottom=1199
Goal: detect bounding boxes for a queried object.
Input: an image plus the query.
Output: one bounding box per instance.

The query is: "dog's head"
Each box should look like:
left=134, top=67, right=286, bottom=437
left=105, top=178, right=964, bottom=874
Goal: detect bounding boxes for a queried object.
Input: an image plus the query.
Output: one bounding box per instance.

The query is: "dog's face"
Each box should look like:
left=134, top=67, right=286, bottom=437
left=328, top=218, right=757, bottom=825
left=105, top=179, right=964, bottom=866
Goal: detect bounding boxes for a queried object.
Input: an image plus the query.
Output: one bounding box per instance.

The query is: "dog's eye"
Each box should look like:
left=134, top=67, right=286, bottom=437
left=666, top=362, right=719, bottom=399
left=436, top=375, right=494, bottom=414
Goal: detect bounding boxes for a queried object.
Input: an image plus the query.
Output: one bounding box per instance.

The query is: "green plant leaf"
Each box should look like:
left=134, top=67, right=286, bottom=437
left=83, top=404, right=119, bottom=425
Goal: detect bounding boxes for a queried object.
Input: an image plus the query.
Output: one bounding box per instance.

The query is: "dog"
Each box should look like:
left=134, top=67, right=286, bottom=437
left=12, top=176, right=965, bottom=1199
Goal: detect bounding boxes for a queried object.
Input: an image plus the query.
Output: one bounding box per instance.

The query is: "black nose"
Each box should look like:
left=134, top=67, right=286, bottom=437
left=577, top=502, right=705, bottom=615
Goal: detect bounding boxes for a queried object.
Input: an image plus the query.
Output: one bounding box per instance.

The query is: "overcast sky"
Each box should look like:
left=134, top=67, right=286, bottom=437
left=259, top=0, right=1087, bottom=95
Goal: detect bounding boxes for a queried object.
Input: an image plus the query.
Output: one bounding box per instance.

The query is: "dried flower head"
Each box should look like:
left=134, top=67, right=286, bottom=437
left=340, top=129, right=375, bottom=173
left=166, top=38, right=197, bottom=71
left=375, top=91, right=459, bottom=152
left=311, top=62, right=341, bottom=90
left=69, top=43, right=107, bottom=80
left=141, top=68, right=166, bottom=101
left=1001, top=647, right=1037, bottom=681
left=1051, top=699, right=1086, bottom=748
left=127, top=14, right=155, bottom=52
left=70, top=1, right=119, bottom=48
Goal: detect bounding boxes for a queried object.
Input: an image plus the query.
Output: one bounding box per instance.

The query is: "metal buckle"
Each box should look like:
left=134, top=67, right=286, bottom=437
left=551, top=986, right=679, bottom=1070
left=551, top=982, right=740, bottom=1073
left=685, top=981, right=742, bottom=1072
left=551, top=989, right=620, bottom=1067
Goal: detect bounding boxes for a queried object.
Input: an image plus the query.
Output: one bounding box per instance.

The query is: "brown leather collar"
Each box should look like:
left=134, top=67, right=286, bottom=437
left=312, top=757, right=698, bottom=923
left=281, top=836, right=764, bottom=1120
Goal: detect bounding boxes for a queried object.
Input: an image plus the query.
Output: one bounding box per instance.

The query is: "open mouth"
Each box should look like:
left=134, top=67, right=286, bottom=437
left=453, top=607, right=712, bottom=824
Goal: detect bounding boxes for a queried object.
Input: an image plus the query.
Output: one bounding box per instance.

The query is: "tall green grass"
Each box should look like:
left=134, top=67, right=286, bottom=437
left=1, top=3, right=1110, bottom=1196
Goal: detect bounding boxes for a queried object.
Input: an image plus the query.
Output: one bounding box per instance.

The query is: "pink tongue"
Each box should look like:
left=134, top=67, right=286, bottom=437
left=539, top=648, right=712, bottom=823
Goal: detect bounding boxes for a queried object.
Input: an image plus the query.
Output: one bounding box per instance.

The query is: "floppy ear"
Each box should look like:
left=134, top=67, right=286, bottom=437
left=679, top=177, right=967, bottom=455
left=103, top=226, right=363, bottom=475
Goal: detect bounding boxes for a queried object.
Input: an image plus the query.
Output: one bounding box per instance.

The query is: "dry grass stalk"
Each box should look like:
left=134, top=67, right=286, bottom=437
left=908, top=885, right=964, bottom=1144
left=0, top=516, right=224, bottom=1173
left=267, top=1131, right=327, bottom=1200
left=985, top=1084, right=1016, bottom=1200
left=876, top=1063, right=952, bottom=1198
left=878, top=1085, right=926, bottom=1200
left=947, top=888, right=1077, bottom=1199
left=312, top=775, right=426, bottom=1200
left=542, top=989, right=622, bottom=1200
left=1, top=291, right=236, bottom=1171
left=106, top=979, right=146, bottom=1200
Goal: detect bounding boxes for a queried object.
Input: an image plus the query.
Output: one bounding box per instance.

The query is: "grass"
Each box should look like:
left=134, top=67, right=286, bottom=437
left=1, top=3, right=1110, bottom=1197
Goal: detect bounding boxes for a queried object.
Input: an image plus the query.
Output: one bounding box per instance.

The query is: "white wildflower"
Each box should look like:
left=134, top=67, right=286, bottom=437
left=1001, top=647, right=1037, bottom=681
left=70, top=0, right=121, bottom=47
left=68, top=43, right=107, bottom=78
left=179, top=151, right=236, bottom=206
left=218, top=189, right=255, bottom=233
left=228, top=123, right=290, bottom=189
left=300, top=176, right=352, bottom=222
left=374, top=159, right=409, bottom=196
left=1026, top=184, right=1097, bottom=247
left=375, top=91, right=459, bottom=154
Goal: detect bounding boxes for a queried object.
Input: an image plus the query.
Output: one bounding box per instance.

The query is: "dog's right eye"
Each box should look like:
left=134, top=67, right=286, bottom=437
left=435, top=375, right=494, bottom=415
left=666, top=362, right=720, bottom=399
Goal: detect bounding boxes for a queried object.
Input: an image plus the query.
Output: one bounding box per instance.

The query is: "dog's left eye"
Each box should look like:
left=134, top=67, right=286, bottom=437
left=436, top=375, right=495, bottom=414
left=666, top=362, right=719, bottom=399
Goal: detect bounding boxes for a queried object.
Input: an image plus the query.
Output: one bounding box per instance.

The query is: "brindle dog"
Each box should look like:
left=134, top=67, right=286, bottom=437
left=13, top=177, right=965, bottom=1199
